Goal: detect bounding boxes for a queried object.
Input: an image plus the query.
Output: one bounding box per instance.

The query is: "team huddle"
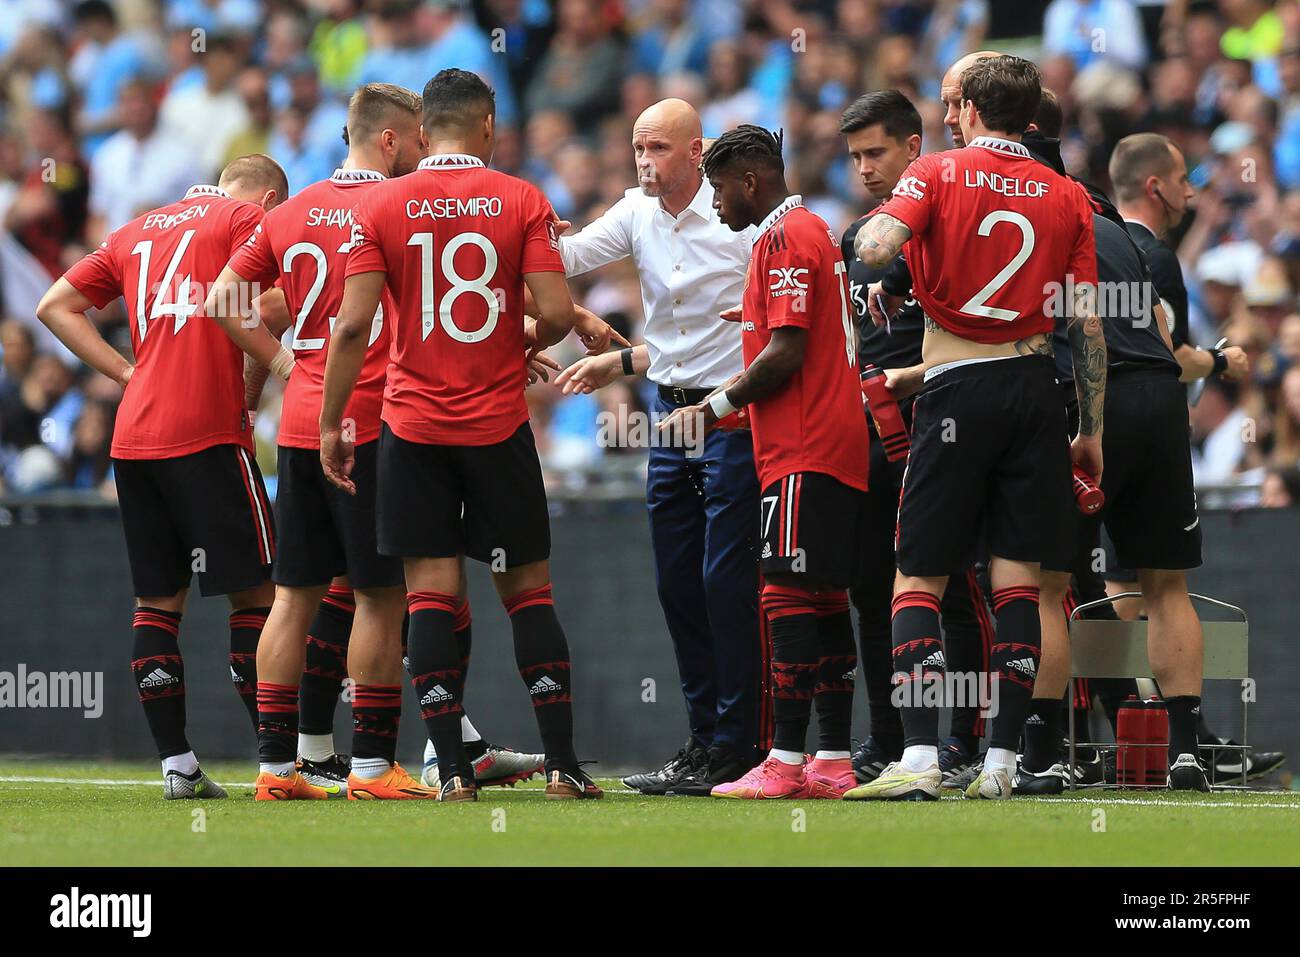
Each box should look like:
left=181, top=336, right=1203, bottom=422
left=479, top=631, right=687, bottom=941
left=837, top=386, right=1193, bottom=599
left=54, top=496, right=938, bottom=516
left=35, top=50, right=1243, bottom=804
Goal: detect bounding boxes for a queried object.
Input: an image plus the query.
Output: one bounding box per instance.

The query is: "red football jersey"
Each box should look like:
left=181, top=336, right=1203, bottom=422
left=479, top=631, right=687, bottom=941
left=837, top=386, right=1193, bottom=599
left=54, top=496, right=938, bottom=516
left=875, top=136, right=1098, bottom=344
left=228, top=169, right=392, bottom=450
left=62, top=184, right=263, bottom=459
left=741, top=197, right=870, bottom=492
left=345, top=153, right=565, bottom=446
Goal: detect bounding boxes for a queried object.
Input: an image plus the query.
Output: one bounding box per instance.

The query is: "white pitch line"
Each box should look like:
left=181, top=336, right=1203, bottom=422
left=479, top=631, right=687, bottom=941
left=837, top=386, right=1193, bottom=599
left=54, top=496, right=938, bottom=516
left=1, top=777, right=1297, bottom=809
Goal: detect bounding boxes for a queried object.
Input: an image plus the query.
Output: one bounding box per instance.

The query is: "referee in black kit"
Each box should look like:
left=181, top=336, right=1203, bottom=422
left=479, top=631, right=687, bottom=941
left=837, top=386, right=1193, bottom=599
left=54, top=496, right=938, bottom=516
left=840, top=90, right=992, bottom=788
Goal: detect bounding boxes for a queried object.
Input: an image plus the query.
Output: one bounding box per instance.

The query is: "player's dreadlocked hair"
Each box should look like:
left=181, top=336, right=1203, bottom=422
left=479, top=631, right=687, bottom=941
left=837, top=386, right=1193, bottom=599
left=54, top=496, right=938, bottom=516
left=701, top=125, right=785, bottom=178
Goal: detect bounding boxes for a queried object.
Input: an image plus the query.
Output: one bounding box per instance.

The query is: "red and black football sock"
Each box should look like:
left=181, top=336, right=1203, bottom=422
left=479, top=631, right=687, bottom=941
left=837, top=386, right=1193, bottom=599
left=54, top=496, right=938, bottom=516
left=812, top=591, right=856, bottom=754
left=299, top=585, right=353, bottom=737
left=891, top=590, right=944, bottom=748
left=131, top=608, right=189, bottom=759
left=988, top=586, right=1042, bottom=752
left=1164, top=694, right=1201, bottom=763
left=351, top=683, right=401, bottom=765
left=944, top=569, right=993, bottom=755
left=763, top=583, right=819, bottom=755
left=407, top=591, right=470, bottom=783
left=1022, top=696, right=1062, bottom=772
left=228, top=606, right=268, bottom=732
left=454, top=598, right=472, bottom=683
left=256, top=681, right=299, bottom=766
left=505, top=584, right=578, bottom=772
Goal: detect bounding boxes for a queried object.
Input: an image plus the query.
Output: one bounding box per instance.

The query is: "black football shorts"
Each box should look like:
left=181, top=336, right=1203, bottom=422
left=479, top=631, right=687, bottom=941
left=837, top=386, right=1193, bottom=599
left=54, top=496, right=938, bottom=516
left=759, top=471, right=865, bottom=588
left=896, top=355, right=1074, bottom=577
left=273, top=439, right=404, bottom=589
left=114, top=443, right=274, bottom=598
left=376, top=422, right=550, bottom=568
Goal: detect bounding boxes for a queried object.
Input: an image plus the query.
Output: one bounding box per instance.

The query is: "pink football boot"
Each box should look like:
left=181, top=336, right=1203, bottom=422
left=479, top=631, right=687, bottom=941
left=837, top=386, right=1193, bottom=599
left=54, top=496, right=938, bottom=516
left=711, top=756, right=809, bottom=799
left=803, top=756, right=857, bottom=799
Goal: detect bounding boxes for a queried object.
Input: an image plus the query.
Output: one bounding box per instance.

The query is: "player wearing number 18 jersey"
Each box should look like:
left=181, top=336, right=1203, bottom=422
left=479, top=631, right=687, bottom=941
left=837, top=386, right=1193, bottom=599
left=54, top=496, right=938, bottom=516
left=321, top=69, right=600, bottom=801
left=844, top=56, right=1107, bottom=802
left=36, top=155, right=288, bottom=799
left=679, top=126, right=868, bottom=801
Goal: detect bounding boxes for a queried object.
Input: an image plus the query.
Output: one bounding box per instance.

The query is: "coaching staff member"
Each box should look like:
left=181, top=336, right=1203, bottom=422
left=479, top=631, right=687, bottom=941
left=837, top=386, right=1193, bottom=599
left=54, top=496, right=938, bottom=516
left=555, top=98, right=761, bottom=794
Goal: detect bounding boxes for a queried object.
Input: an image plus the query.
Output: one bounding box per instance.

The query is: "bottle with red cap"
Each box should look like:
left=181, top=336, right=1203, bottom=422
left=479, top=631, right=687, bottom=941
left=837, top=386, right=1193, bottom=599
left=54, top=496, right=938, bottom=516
left=1116, top=695, right=1146, bottom=787
left=1073, top=466, right=1104, bottom=514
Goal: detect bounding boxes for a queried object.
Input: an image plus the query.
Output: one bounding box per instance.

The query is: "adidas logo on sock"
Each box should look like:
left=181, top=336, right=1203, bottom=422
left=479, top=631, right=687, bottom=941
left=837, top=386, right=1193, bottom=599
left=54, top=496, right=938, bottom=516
left=761, top=542, right=772, bottom=559
left=1025, top=713, right=1045, bottom=725
left=229, top=666, right=242, bottom=684
left=1007, top=657, right=1037, bottom=678
left=140, top=668, right=179, bottom=688
left=529, top=675, right=562, bottom=696
left=920, top=652, right=946, bottom=669
left=420, top=685, right=453, bottom=706
left=841, top=668, right=857, bottom=681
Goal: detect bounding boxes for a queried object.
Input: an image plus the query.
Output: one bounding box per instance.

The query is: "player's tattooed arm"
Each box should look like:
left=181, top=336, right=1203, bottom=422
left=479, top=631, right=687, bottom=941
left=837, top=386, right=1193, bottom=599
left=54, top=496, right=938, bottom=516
left=1068, top=283, right=1107, bottom=438
left=854, top=214, right=912, bottom=269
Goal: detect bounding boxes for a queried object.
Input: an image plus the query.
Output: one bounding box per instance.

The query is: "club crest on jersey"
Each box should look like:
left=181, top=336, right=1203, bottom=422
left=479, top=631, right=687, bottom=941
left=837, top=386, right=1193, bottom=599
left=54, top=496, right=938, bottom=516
left=893, top=175, right=927, bottom=201
left=769, top=266, right=809, bottom=297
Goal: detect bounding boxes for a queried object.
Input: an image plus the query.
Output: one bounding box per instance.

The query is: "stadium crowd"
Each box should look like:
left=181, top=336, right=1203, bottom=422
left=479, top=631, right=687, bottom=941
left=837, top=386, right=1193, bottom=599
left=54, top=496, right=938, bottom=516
left=2, top=0, right=1300, bottom=503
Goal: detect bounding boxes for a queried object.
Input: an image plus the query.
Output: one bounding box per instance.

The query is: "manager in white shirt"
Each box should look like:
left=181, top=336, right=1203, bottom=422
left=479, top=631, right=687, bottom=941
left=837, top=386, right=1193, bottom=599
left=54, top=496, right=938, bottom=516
left=556, top=99, right=763, bottom=792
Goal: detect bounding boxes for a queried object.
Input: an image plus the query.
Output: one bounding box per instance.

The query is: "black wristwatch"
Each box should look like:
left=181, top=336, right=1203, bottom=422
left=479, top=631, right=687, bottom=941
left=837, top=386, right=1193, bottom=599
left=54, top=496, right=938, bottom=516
left=1209, top=348, right=1228, bottom=378
left=620, top=347, right=635, bottom=376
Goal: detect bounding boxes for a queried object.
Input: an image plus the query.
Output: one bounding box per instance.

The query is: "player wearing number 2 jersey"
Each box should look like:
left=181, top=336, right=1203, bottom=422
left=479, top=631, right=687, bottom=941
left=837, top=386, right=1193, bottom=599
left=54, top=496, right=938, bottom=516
left=844, top=56, right=1107, bottom=803
left=667, top=125, right=869, bottom=802
left=321, top=69, right=603, bottom=801
left=36, top=155, right=288, bottom=800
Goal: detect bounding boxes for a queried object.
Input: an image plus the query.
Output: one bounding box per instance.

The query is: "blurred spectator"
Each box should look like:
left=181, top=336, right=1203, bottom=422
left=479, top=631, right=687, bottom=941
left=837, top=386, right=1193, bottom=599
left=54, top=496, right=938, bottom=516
left=224, top=66, right=273, bottom=164
left=525, top=0, right=623, bottom=123
left=1043, top=0, right=1148, bottom=72
left=1259, top=464, right=1300, bottom=505
left=70, top=0, right=152, bottom=154
left=4, top=108, right=88, bottom=277
left=308, top=0, right=368, bottom=94
left=158, top=30, right=250, bottom=179
left=1190, top=377, right=1250, bottom=484
left=87, top=78, right=201, bottom=240
left=631, top=0, right=711, bottom=79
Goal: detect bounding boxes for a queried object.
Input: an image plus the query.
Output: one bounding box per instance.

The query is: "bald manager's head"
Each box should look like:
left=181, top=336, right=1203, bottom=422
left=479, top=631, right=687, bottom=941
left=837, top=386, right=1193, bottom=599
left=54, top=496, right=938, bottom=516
left=940, top=50, right=1007, bottom=146
left=632, top=98, right=704, bottom=214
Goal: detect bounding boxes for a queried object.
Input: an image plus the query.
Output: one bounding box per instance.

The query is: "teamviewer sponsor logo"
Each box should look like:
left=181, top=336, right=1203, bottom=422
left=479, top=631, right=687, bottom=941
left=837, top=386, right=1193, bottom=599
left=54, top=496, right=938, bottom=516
left=420, top=685, right=454, bottom=706
left=0, top=664, right=103, bottom=718
left=768, top=266, right=809, bottom=297
left=529, top=675, right=562, bottom=697
left=49, top=887, right=151, bottom=937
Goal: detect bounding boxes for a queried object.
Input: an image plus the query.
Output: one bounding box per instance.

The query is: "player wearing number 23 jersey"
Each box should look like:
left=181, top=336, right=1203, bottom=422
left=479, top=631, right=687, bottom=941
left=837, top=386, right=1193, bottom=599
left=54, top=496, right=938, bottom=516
left=61, top=182, right=276, bottom=598
left=742, top=194, right=870, bottom=587
left=227, top=167, right=402, bottom=589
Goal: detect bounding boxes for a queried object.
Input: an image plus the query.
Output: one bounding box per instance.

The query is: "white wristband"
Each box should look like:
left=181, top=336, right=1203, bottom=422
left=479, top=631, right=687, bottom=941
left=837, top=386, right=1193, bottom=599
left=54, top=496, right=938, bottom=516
left=269, top=346, right=295, bottom=380
left=708, top=389, right=737, bottom=420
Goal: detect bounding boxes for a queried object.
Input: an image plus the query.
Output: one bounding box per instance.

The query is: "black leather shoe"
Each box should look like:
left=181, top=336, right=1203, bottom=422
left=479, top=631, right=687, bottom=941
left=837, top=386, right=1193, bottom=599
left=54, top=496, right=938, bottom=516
left=664, top=746, right=755, bottom=797
left=621, top=739, right=702, bottom=792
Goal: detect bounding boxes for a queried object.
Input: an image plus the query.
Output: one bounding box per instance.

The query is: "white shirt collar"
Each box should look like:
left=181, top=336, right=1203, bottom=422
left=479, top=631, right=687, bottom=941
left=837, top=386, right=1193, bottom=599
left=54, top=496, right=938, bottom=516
left=418, top=153, right=486, bottom=171
left=184, top=184, right=231, bottom=199
left=754, top=194, right=803, bottom=242
left=969, top=136, right=1032, bottom=158
left=331, top=168, right=386, bottom=184
left=682, top=179, right=714, bottom=220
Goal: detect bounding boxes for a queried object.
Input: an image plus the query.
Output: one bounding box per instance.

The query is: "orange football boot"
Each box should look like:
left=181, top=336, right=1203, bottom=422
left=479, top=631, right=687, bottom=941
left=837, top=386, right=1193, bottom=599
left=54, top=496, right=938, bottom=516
left=255, top=769, right=335, bottom=801
left=347, top=763, right=440, bottom=800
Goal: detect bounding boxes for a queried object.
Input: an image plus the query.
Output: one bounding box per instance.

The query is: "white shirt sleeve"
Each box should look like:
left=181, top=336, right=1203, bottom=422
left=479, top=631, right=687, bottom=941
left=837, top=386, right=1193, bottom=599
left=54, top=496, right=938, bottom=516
left=559, top=194, right=634, bottom=277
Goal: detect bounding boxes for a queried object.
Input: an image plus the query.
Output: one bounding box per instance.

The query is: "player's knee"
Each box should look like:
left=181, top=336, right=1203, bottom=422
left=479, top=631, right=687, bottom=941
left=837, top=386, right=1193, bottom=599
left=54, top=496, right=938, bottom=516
left=136, top=591, right=187, bottom=613
left=493, top=559, right=551, bottom=604
left=1137, top=568, right=1188, bottom=603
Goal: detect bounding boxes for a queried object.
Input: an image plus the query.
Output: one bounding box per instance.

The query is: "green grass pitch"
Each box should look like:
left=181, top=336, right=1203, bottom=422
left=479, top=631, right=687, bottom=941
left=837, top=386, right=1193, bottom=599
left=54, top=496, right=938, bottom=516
left=2, top=761, right=1298, bottom=866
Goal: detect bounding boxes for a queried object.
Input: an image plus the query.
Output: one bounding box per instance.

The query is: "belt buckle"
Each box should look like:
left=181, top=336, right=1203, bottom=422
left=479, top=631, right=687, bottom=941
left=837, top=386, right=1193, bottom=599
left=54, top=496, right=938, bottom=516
left=671, top=386, right=689, bottom=405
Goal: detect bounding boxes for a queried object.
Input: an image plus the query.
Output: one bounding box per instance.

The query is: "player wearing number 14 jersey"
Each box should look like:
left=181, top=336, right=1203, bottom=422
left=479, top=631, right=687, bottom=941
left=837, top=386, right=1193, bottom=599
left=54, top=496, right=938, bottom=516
left=669, top=126, right=869, bottom=801
left=36, top=155, right=289, bottom=799
left=321, top=69, right=602, bottom=801
left=844, top=55, right=1106, bottom=802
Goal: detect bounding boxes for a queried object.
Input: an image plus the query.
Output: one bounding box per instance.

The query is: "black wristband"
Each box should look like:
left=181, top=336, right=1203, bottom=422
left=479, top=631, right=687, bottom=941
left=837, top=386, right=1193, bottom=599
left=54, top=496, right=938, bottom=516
left=620, top=347, right=635, bottom=376
left=1209, top=348, right=1228, bottom=378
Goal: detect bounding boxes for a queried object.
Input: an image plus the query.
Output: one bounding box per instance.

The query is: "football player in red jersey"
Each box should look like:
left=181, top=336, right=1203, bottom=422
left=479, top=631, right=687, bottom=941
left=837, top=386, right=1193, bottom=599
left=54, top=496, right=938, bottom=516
left=36, top=155, right=289, bottom=799
left=844, top=55, right=1107, bottom=801
left=320, top=68, right=612, bottom=801
left=661, top=125, right=871, bottom=800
